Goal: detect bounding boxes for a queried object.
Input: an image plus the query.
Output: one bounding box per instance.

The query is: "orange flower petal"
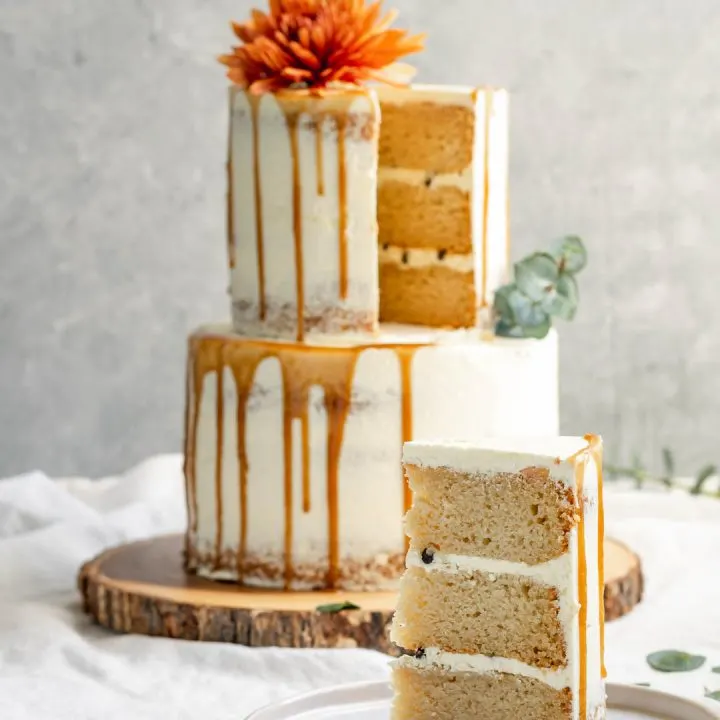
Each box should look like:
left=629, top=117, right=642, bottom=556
left=222, top=0, right=424, bottom=92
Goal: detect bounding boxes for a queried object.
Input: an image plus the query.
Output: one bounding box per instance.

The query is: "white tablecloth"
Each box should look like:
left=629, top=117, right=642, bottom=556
left=0, top=455, right=719, bottom=719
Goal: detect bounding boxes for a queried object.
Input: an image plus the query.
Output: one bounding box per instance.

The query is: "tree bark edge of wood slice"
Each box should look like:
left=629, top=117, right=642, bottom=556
left=78, top=534, right=643, bottom=654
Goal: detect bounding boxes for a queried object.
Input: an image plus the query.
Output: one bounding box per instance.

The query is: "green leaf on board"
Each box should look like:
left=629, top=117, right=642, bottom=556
left=706, top=690, right=720, bottom=702
left=691, top=465, right=717, bottom=495
left=552, top=235, right=587, bottom=274
left=514, top=253, right=559, bottom=302
left=712, top=666, right=720, bottom=674
left=646, top=650, right=706, bottom=673
left=316, top=601, right=360, bottom=614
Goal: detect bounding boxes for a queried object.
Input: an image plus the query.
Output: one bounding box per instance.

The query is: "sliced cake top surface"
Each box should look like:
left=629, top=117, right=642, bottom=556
left=404, top=436, right=600, bottom=485
left=376, top=83, right=507, bottom=107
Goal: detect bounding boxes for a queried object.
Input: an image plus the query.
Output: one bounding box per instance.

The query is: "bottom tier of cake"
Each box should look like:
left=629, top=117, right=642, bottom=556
left=183, top=323, right=559, bottom=590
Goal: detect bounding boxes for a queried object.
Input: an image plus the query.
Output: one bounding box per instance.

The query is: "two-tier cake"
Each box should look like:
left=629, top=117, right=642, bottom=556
left=183, top=1, right=566, bottom=591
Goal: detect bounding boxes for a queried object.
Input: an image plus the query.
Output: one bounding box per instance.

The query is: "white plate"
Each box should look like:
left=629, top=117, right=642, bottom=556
left=247, top=681, right=720, bottom=720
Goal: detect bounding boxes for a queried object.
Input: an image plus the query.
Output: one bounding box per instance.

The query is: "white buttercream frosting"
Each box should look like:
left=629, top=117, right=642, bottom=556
left=395, top=648, right=572, bottom=691
left=378, top=166, right=473, bottom=192
left=403, top=436, right=591, bottom=486
left=376, top=83, right=498, bottom=108
left=229, top=88, right=380, bottom=337
left=379, top=245, right=474, bottom=272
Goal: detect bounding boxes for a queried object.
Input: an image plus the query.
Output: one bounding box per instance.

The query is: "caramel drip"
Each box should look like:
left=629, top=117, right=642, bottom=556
left=593, top=436, right=607, bottom=679
left=181, top=342, right=197, bottom=546
left=480, top=88, right=493, bottom=308
left=249, top=95, right=267, bottom=320
left=570, top=435, right=604, bottom=718
left=396, top=346, right=420, bottom=553
left=188, top=340, right=223, bottom=537
left=226, top=105, right=235, bottom=270
left=323, top=352, right=361, bottom=587
left=315, top=119, right=325, bottom=196
left=213, top=363, right=225, bottom=566
left=337, top=116, right=349, bottom=300
left=285, top=112, right=306, bottom=342
left=281, top=368, right=295, bottom=589
left=228, top=346, right=268, bottom=573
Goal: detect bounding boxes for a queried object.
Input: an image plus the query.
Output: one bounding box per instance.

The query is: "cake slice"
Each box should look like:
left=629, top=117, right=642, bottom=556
left=391, top=436, right=606, bottom=720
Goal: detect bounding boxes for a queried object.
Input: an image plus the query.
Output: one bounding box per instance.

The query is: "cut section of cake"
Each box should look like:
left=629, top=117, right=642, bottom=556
left=376, top=85, right=509, bottom=328
left=391, top=436, right=606, bottom=720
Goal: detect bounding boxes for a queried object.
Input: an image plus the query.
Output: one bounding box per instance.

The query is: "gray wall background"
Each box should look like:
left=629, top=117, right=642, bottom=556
left=1, top=0, right=719, bottom=478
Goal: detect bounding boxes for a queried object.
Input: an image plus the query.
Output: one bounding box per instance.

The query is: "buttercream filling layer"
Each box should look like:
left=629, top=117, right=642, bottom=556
left=405, top=549, right=573, bottom=585
left=395, top=647, right=572, bottom=690
left=378, top=166, right=473, bottom=191
left=379, top=245, right=474, bottom=272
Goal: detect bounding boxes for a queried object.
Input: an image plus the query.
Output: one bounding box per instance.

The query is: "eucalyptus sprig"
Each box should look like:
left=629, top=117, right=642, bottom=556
left=605, top=447, right=720, bottom=499
left=494, top=235, right=587, bottom=339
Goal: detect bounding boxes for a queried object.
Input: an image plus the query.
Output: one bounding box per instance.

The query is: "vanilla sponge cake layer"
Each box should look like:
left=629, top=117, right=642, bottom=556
left=392, top=566, right=566, bottom=666
left=379, top=264, right=475, bottom=328
left=392, top=664, right=572, bottom=720
left=378, top=181, right=472, bottom=252
left=378, top=100, right=476, bottom=173
left=404, top=464, right=575, bottom=564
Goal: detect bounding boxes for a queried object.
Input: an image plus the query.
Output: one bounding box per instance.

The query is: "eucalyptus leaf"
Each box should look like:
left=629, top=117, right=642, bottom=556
left=493, top=284, right=520, bottom=326
left=316, top=601, right=360, bottom=614
left=706, top=691, right=720, bottom=702
left=495, top=320, right=526, bottom=339
left=518, top=314, right=552, bottom=339
left=712, top=666, right=720, bottom=674
left=540, top=273, right=579, bottom=321
left=691, top=464, right=717, bottom=495
left=504, top=290, right=550, bottom=330
left=552, top=235, right=587, bottom=274
left=646, top=650, right=706, bottom=673
left=514, top=253, right=559, bottom=302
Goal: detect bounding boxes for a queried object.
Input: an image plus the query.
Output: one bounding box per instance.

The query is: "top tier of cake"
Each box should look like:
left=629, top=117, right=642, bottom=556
left=227, top=84, right=509, bottom=341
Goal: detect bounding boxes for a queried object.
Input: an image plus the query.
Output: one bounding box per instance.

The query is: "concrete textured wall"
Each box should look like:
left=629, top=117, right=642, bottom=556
left=2, top=0, right=719, bottom=477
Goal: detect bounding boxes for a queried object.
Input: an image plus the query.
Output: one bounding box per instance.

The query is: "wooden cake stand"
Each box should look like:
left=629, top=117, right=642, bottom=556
left=79, top=535, right=643, bottom=654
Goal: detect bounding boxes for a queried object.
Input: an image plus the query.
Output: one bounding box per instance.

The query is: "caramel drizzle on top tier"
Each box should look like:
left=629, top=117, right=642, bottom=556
left=315, top=122, right=325, bottom=197
left=248, top=95, right=267, bottom=320
left=337, top=115, right=350, bottom=300
left=226, top=99, right=236, bottom=270
left=234, top=91, right=370, bottom=338
left=185, top=335, right=423, bottom=589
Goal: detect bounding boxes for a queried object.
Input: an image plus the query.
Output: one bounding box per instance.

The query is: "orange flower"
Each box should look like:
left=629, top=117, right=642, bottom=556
left=218, top=0, right=425, bottom=93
